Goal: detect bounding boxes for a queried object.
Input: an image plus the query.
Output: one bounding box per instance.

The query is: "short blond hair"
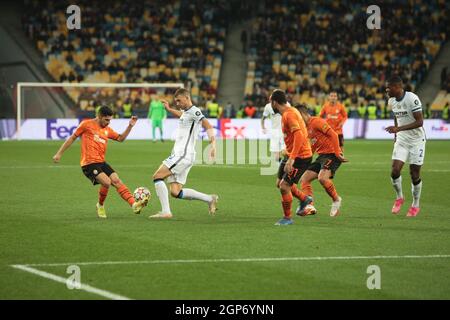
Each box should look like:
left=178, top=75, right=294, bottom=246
left=174, top=88, right=190, bottom=98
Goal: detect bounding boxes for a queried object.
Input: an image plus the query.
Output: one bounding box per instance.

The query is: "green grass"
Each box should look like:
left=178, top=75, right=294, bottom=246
left=0, top=140, right=449, bottom=299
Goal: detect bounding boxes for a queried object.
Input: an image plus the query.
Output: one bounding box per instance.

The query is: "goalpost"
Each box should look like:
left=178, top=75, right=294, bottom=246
left=15, top=82, right=184, bottom=140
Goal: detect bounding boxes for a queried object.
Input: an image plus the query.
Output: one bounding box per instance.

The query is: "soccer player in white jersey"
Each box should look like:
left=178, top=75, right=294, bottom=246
left=150, top=88, right=218, bottom=219
left=261, top=102, right=286, bottom=162
left=385, top=76, right=426, bottom=217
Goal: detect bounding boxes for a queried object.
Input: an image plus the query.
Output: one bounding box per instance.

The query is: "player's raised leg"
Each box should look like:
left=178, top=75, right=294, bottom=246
left=150, top=164, right=173, bottom=218
left=407, top=164, right=423, bottom=217
left=318, top=169, right=341, bottom=217
left=170, top=183, right=219, bottom=215
left=109, top=172, right=145, bottom=214
left=391, top=159, right=405, bottom=214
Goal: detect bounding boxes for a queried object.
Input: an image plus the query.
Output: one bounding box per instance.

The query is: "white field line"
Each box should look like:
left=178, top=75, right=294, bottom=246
left=16, top=254, right=450, bottom=268
left=10, top=264, right=131, bottom=300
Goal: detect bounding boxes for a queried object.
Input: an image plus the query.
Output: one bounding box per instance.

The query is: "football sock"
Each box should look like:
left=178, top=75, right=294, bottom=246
left=177, top=189, right=212, bottom=203
left=154, top=180, right=171, bottom=213
left=281, top=193, right=293, bottom=218
left=322, top=180, right=339, bottom=202
left=411, top=179, right=422, bottom=208
left=98, top=186, right=109, bottom=206
left=290, top=184, right=307, bottom=201
left=301, top=181, right=313, bottom=197
left=391, top=176, right=404, bottom=199
left=116, top=184, right=135, bottom=206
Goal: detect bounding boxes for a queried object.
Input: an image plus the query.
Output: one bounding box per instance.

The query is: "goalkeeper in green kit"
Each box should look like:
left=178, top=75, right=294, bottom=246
left=148, top=97, right=167, bottom=142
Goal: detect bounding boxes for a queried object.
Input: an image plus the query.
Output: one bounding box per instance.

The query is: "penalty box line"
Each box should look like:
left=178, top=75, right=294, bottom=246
left=10, top=264, right=131, bottom=300
left=14, top=254, right=450, bottom=268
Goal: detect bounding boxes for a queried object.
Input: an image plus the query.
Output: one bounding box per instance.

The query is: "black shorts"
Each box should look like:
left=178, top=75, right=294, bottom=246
left=307, top=154, right=341, bottom=178
left=338, top=134, right=344, bottom=147
left=278, top=157, right=312, bottom=186
left=81, top=162, right=115, bottom=185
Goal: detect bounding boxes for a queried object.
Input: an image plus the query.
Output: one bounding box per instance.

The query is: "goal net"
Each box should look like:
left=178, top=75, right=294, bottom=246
left=13, top=82, right=184, bottom=140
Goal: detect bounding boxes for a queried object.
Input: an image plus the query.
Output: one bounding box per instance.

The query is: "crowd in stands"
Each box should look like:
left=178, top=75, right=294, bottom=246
left=22, top=0, right=449, bottom=121
left=22, top=0, right=234, bottom=116
left=244, top=0, right=449, bottom=116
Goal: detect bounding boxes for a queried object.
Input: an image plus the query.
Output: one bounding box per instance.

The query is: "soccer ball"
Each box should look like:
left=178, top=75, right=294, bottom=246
left=133, top=187, right=151, bottom=205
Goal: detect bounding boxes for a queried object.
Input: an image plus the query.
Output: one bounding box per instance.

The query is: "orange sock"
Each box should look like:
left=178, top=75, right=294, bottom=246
left=99, top=186, right=109, bottom=206
left=322, top=180, right=339, bottom=201
left=281, top=193, right=293, bottom=218
left=301, top=181, right=313, bottom=197
left=116, top=184, right=135, bottom=206
left=291, top=184, right=307, bottom=201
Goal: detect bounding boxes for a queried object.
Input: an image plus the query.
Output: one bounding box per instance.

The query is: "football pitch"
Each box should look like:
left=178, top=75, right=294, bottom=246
left=0, top=140, right=449, bottom=300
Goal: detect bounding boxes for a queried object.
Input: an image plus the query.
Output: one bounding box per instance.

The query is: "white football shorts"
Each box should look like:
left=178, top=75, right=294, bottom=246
left=163, top=155, right=194, bottom=185
left=392, top=139, right=426, bottom=166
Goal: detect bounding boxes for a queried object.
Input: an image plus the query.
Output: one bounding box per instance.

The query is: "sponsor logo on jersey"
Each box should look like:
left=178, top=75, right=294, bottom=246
left=94, top=134, right=106, bottom=144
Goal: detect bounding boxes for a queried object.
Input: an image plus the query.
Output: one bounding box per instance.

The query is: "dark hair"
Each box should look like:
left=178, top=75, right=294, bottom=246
left=98, top=105, right=113, bottom=117
left=174, top=88, right=190, bottom=98
left=294, top=103, right=309, bottom=114
left=387, top=75, right=403, bottom=84
left=270, top=89, right=287, bottom=104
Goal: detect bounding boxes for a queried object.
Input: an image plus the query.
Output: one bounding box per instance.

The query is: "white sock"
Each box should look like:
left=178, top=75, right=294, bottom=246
left=154, top=180, right=171, bottom=213
left=179, top=188, right=213, bottom=203
left=412, top=180, right=422, bottom=208
left=391, top=176, right=403, bottom=199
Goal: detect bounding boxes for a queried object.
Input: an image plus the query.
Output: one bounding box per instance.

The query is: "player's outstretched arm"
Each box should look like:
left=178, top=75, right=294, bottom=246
left=161, top=99, right=182, bottom=118
left=117, top=116, right=137, bottom=142
left=52, top=134, right=77, bottom=163
left=202, top=118, right=216, bottom=161
left=261, top=115, right=267, bottom=134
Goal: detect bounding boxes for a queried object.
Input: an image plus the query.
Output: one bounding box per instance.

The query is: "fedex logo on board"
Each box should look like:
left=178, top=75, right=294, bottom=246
left=431, top=125, right=449, bottom=132
left=47, top=119, right=81, bottom=139
left=218, top=119, right=246, bottom=139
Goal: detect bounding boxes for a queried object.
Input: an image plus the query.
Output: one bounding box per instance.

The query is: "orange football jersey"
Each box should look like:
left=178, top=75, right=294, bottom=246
left=319, top=102, right=348, bottom=135
left=282, top=107, right=312, bottom=159
left=74, top=119, right=120, bottom=166
left=307, top=116, right=341, bottom=156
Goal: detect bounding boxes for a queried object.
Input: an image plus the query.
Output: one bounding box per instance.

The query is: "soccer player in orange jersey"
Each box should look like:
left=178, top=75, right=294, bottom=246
left=270, top=90, right=316, bottom=226
left=295, top=103, right=348, bottom=217
left=52, top=106, right=147, bottom=218
left=319, top=91, right=348, bottom=149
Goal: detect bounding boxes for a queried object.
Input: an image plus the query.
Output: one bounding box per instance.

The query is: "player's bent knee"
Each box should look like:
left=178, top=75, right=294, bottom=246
left=101, top=181, right=111, bottom=188
left=279, top=182, right=291, bottom=193
left=318, top=177, right=329, bottom=185
left=111, top=178, right=122, bottom=187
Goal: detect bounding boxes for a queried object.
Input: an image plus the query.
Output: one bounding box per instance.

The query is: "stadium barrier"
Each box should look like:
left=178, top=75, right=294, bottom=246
left=1, top=119, right=449, bottom=140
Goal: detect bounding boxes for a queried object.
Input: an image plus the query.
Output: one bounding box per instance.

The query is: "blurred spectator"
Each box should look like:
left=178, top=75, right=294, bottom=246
left=223, top=101, right=235, bottom=118
left=207, top=99, right=220, bottom=118
left=424, top=103, right=431, bottom=119
left=441, top=67, right=448, bottom=89
left=358, top=103, right=367, bottom=119
left=244, top=102, right=257, bottom=118
left=443, top=103, right=449, bottom=121
left=121, top=99, right=133, bottom=118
